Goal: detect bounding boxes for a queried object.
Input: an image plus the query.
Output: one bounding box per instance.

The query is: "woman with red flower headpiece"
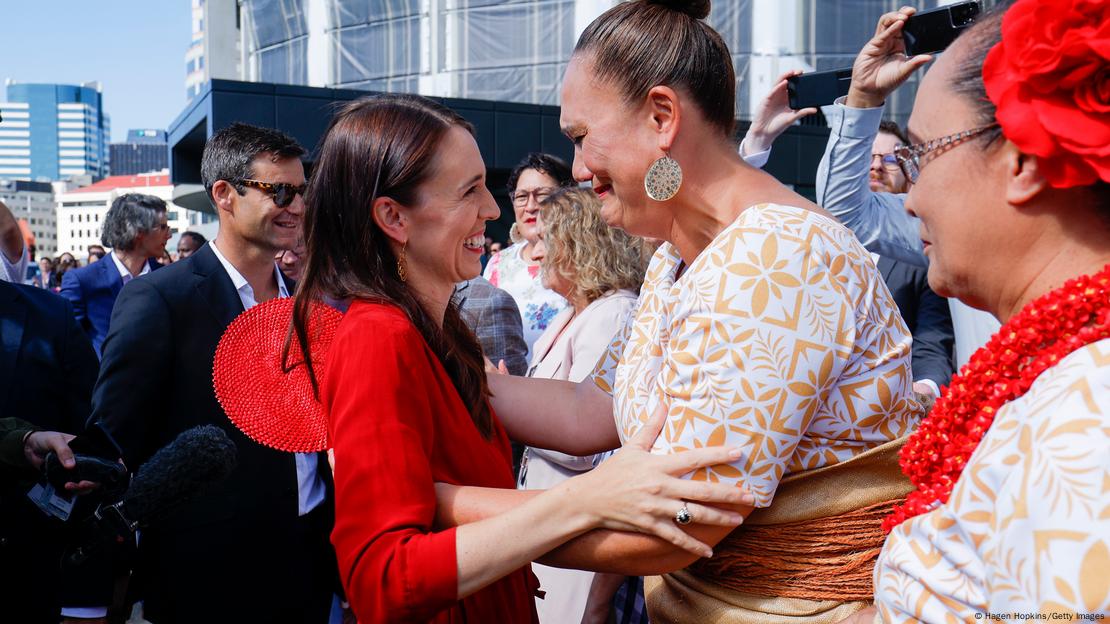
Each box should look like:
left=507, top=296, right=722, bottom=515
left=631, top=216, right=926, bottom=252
left=840, top=0, right=1110, bottom=622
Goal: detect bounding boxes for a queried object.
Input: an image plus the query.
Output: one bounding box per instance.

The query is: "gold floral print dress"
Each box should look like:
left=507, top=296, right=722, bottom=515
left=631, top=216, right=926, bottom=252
left=874, top=340, right=1110, bottom=622
left=591, top=203, right=924, bottom=622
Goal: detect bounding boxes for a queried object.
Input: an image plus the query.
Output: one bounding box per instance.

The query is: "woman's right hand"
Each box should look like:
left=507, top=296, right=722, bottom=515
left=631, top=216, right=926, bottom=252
left=558, top=403, right=752, bottom=558
left=847, top=7, right=933, bottom=109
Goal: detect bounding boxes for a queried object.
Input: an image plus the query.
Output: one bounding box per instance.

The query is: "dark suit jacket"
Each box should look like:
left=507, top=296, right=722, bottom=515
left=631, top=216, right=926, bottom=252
left=88, top=244, right=335, bottom=624
left=455, top=277, right=530, bottom=376
left=877, top=255, right=956, bottom=389
left=60, top=256, right=160, bottom=358
left=0, top=281, right=100, bottom=623
left=0, top=281, right=98, bottom=430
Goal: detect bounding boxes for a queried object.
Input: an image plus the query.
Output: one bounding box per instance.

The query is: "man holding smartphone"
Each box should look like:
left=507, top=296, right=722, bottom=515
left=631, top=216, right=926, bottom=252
left=816, top=6, right=999, bottom=370
left=742, top=6, right=999, bottom=371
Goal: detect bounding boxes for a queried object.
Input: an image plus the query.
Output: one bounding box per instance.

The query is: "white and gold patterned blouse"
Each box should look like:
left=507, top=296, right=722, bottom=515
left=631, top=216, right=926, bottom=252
left=875, top=339, right=1110, bottom=622
left=591, top=203, right=922, bottom=507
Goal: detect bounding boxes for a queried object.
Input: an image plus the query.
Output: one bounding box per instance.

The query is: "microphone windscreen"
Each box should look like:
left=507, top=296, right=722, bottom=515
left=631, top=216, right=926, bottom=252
left=120, top=425, right=237, bottom=526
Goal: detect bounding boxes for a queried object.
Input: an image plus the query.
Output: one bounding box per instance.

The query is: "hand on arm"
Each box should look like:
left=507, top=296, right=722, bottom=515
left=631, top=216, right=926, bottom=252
left=454, top=404, right=750, bottom=596
left=846, top=7, right=933, bottom=109
left=742, top=70, right=818, bottom=156
left=439, top=404, right=754, bottom=577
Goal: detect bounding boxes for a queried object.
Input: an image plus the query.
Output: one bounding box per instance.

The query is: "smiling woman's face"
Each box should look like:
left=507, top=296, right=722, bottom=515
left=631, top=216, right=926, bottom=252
left=401, top=125, right=501, bottom=290
left=510, top=168, right=558, bottom=243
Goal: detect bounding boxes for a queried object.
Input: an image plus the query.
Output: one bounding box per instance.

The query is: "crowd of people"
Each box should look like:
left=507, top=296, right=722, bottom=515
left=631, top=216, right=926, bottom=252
left=1, top=0, right=1108, bottom=622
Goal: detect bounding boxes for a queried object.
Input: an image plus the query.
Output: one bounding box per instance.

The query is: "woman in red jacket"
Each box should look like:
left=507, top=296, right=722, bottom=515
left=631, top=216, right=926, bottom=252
left=289, top=94, right=749, bottom=623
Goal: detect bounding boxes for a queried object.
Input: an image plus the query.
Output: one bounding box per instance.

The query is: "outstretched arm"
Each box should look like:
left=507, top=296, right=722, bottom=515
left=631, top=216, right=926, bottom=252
left=816, top=7, right=932, bottom=267
left=488, top=373, right=620, bottom=455
left=437, top=479, right=750, bottom=576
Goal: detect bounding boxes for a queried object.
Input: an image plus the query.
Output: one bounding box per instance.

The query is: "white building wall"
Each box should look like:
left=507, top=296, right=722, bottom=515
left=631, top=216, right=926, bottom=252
left=186, top=0, right=243, bottom=101
left=236, top=0, right=986, bottom=127
left=56, top=179, right=207, bottom=257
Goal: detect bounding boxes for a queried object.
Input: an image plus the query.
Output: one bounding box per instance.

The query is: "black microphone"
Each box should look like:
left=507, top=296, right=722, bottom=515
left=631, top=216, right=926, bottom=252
left=65, top=425, right=237, bottom=566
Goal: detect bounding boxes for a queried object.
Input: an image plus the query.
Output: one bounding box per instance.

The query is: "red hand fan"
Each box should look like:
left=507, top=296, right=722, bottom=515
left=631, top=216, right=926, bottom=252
left=213, top=298, right=343, bottom=453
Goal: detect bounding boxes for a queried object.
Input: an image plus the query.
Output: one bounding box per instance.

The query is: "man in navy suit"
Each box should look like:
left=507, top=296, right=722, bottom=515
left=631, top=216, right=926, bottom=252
left=0, top=279, right=100, bottom=623
left=60, top=194, right=170, bottom=357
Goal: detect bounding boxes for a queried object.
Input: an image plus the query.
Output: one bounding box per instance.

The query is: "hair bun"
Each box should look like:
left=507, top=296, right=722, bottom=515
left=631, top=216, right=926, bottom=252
left=647, top=0, right=710, bottom=20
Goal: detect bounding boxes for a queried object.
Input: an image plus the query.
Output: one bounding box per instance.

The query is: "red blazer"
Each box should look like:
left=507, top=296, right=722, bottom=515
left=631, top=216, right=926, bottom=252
left=324, top=301, right=538, bottom=623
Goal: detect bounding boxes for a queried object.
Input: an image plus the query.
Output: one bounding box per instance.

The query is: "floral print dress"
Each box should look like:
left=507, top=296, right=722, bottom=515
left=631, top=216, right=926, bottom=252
left=483, top=242, right=568, bottom=361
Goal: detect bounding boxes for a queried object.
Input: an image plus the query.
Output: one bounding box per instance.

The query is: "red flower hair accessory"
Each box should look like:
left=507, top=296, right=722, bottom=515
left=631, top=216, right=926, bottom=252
left=983, top=0, right=1110, bottom=188
left=213, top=297, right=343, bottom=453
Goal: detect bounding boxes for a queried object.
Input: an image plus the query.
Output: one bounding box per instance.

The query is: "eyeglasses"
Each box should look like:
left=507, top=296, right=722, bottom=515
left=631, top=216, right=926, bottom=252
left=237, top=179, right=307, bottom=208
left=893, top=124, right=999, bottom=184
left=511, top=187, right=555, bottom=207
left=871, top=152, right=901, bottom=171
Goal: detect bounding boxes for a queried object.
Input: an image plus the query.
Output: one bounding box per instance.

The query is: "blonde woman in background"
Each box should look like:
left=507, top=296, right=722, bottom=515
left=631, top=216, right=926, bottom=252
left=517, top=187, right=652, bottom=623
left=483, top=153, right=575, bottom=358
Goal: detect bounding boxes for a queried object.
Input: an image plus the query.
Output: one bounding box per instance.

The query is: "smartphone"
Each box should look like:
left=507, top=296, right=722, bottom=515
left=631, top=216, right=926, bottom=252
left=902, top=1, right=981, bottom=56
left=787, top=67, right=853, bottom=110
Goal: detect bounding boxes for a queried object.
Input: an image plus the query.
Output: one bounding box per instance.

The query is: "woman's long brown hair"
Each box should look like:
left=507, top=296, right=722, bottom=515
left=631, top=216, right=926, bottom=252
left=286, top=94, right=494, bottom=438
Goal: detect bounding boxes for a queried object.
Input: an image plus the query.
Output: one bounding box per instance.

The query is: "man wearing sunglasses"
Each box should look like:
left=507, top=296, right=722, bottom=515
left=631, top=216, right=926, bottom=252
left=85, top=123, right=336, bottom=623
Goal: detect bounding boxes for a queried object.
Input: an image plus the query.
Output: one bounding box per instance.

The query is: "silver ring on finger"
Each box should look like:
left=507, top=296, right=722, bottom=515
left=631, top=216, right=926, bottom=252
left=674, top=503, right=693, bottom=525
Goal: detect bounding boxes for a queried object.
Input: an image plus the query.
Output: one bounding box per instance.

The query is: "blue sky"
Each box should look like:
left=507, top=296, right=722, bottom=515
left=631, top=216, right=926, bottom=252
left=2, top=1, right=193, bottom=142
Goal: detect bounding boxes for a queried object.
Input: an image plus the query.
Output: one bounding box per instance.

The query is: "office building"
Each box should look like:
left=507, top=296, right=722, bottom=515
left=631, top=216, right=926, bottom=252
left=0, top=179, right=56, bottom=257
left=230, top=0, right=993, bottom=127
left=186, top=0, right=241, bottom=101
left=110, top=129, right=169, bottom=175
left=0, top=81, right=111, bottom=181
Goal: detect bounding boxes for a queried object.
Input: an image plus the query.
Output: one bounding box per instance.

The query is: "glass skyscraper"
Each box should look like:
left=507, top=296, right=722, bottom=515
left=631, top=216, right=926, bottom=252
left=0, top=82, right=110, bottom=181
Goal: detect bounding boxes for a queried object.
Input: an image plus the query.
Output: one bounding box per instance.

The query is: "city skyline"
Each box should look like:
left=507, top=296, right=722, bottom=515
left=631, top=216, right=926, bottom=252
left=1, top=1, right=191, bottom=143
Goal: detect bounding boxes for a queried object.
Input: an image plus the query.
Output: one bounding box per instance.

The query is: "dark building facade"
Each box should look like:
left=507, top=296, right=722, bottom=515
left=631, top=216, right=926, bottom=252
left=110, top=129, right=169, bottom=175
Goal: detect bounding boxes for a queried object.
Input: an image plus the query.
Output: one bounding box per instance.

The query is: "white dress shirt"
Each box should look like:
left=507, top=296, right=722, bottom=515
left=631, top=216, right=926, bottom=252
left=210, top=241, right=326, bottom=516
left=0, top=240, right=28, bottom=284
left=110, top=251, right=151, bottom=285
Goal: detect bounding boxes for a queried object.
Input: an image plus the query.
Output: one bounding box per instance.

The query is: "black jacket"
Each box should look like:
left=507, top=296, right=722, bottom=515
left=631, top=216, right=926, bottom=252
left=0, top=280, right=99, bottom=623
left=877, top=255, right=956, bottom=389
left=88, top=243, right=335, bottom=624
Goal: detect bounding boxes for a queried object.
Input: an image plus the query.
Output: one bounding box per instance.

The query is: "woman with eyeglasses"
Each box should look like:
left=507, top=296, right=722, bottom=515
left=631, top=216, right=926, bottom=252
left=834, top=0, right=1110, bottom=621
left=515, top=187, right=653, bottom=623
left=482, top=153, right=573, bottom=358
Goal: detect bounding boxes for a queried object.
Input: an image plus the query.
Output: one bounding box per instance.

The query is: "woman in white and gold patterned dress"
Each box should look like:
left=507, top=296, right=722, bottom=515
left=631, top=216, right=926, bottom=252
left=838, top=1, right=1110, bottom=622
left=434, top=1, right=926, bottom=622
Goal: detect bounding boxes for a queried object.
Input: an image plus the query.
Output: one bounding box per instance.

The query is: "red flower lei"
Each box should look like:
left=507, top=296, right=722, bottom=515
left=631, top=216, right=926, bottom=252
left=883, top=264, right=1110, bottom=533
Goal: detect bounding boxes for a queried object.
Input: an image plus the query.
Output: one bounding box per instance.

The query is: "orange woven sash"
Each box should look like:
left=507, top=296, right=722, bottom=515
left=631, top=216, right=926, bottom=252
left=688, top=498, right=901, bottom=601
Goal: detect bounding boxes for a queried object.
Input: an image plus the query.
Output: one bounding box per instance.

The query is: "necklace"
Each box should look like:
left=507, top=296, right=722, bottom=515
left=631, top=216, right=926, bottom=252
left=883, top=264, right=1110, bottom=532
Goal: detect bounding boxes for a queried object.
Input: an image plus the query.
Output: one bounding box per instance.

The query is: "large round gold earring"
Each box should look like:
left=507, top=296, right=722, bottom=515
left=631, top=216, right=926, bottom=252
left=644, top=153, right=683, bottom=202
left=397, top=242, right=408, bottom=283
